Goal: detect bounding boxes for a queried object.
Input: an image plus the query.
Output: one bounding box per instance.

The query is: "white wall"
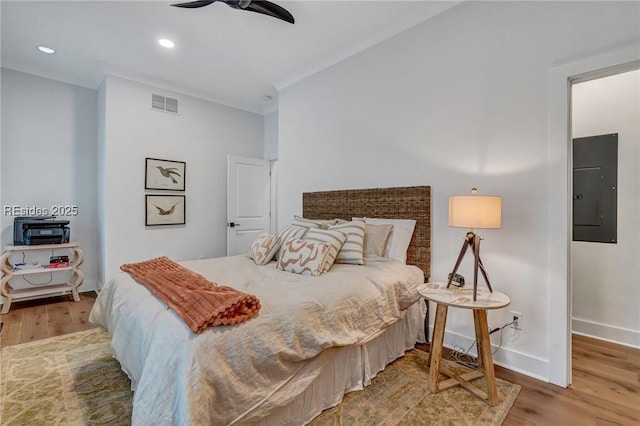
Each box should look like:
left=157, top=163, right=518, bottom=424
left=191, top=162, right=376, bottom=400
left=264, top=111, right=278, bottom=160
left=571, top=70, right=640, bottom=348
left=276, top=1, right=640, bottom=380
left=1, top=69, right=99, bottom=292
left=99, top=75, right=264, bottom=284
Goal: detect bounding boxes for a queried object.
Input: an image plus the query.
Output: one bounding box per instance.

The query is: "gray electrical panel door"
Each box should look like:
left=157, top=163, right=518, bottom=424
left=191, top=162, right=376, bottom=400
left=572, top=133, right=617, bottom=243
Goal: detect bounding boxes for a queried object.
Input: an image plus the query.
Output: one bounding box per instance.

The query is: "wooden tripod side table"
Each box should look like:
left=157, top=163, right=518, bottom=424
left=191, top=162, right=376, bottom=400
left=417, top=282, right=510, bottom=406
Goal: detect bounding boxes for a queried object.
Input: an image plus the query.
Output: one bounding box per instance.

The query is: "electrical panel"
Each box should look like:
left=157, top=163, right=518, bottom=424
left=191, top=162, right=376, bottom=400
left=572, top=133, right=617, bottom=243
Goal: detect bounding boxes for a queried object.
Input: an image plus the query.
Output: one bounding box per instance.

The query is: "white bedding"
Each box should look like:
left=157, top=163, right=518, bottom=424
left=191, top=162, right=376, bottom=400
left=89, top=254, right=424, bottom=425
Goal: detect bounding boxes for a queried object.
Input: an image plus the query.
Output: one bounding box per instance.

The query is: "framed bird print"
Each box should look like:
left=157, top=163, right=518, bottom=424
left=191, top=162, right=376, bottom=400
left=145, top=158, right=186, bottom=191
left=146, top=195, right=186, bottom=226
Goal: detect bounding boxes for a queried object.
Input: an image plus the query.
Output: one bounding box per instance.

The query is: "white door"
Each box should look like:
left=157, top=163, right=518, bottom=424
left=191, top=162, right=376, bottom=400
left=227, top=155, right=271, bottom=256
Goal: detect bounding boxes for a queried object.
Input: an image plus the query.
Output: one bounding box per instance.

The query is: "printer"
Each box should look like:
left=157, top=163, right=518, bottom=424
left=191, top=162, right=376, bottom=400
left=13, top=216, right=70, bottom=245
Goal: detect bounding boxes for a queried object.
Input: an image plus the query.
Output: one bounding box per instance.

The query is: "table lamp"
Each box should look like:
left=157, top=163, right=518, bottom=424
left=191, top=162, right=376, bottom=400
left=447, top=188, right=502, bottom=301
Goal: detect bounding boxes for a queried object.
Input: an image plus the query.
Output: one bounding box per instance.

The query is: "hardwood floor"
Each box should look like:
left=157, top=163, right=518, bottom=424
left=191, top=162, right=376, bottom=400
left=0, top=292, right=97, bottom=348
left=2, top=295, right=639, bottom=425
left=416, top=334, right=640, bottom=425
left=498, top=334, right=640, bottom=425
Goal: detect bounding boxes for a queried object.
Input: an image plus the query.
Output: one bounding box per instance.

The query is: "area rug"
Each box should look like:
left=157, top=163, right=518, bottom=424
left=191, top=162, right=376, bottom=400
left=310, top=350, right=520, bottom=425
left=1, top=329, right=519, bottom=425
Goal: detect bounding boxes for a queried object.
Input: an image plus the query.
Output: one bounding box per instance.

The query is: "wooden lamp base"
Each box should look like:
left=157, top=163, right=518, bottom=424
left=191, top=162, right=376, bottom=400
left=446, top=231, right=493, bottom=301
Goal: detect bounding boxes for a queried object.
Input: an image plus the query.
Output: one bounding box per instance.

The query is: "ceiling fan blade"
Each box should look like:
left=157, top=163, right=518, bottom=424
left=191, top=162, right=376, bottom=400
left=244, top=1, right=295, bottom=24
left=171, top=0, right=217, bottom=8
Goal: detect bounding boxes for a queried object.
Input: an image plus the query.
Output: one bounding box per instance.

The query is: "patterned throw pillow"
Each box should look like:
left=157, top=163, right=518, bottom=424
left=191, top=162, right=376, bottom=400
left=248, top=233, right=280, bottom=265
left=276, top=239, right=330, bottom=276
left=328, top=219, right=366, bottom=265
left=304, top=228, right=347, bottom=272
left=274, top=225, right=309, bottom=260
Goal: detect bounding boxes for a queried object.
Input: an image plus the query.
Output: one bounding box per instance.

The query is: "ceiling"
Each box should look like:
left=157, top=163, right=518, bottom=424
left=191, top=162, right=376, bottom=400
left=1, top=1, right=460, bottom=114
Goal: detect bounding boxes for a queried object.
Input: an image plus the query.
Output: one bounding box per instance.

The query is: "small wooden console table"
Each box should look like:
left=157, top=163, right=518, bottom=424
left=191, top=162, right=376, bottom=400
left=1, top=242, right=84, bottom=314
left=417, top=282, right=510, bottom=406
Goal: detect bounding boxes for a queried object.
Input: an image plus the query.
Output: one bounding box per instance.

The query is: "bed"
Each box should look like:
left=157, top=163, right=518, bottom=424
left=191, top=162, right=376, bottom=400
left=89, top=185, right=431, bottom=425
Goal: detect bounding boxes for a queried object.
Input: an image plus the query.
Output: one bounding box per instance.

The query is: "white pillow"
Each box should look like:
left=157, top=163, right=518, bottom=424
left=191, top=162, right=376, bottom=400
left=304, top=228, right=347, bottom=272
left=292, top=216, right=338, bottom=229
left=363, top=223, right=393, bottom=257
left=276, top=239, right=330, bottom=276
left=353, top=217, right=416, bottom=264
left=328, top=219, right=365, bottom=265
left=248, top=233, right=279, bottom=265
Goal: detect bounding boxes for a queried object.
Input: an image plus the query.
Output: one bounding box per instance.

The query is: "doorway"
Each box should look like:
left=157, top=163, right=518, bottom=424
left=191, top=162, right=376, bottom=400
left=570, top=70, right=640, bottom=352
left=547, top=45, right=639, bottom=387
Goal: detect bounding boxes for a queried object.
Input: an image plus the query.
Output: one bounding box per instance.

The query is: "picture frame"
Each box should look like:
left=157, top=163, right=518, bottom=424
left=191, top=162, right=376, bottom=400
left=145, top=158, right=186, bottom=191
left=146, top=195, right=186, bottom=226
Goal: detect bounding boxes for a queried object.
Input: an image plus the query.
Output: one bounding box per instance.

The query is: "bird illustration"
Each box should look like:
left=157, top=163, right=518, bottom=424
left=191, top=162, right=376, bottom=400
left=155, top=166, right=181, bottom=184
left=153, top=203, right=180, bottom=216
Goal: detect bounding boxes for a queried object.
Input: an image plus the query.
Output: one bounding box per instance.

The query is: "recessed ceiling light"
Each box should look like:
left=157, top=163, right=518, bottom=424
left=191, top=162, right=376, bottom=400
left=158, top=39, right=175, bottom=48
left=37, top=46, right=56, bottom=54
left=262, top=95, right=273, bottom=101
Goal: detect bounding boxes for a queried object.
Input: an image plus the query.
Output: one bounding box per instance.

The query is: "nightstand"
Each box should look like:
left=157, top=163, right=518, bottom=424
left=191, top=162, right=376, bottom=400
left=417, top=282, right=510, bottom=406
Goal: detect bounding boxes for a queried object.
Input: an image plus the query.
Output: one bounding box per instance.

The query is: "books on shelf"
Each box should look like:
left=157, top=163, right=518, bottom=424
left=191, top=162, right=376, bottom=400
left=50, top=255, right=70, bottom=268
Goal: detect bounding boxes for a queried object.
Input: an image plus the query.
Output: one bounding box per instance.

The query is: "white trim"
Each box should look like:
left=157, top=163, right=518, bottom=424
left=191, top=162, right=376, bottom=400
left=272, top=2, right=462, bottom=94
left=80, top=279, right=99, bottom=295
left=437, top=327, right=549, bottom=382
left=572, top=318, right=640, bottom=349
left=270, top=161, right=278, bottom=234
left=547, top=43, right=640, bottom=387
left=102, top=68, right=265, bottom=115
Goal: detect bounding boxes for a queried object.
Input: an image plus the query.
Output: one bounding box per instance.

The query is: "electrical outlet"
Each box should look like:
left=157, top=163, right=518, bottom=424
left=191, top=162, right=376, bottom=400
left=510, top=311, right=523, bottom=330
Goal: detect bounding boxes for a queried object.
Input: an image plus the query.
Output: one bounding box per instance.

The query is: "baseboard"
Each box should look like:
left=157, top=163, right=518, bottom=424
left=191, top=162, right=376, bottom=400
left=572, top=317, right=640, bottom=349
left=77, top=278, right=97, bottom=294
left=432, top=326, right=550, bottom=383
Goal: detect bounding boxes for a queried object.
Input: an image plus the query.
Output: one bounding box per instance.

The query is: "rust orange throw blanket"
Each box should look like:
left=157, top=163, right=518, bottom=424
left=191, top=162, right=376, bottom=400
left=120, top=256, right=260, bottom=333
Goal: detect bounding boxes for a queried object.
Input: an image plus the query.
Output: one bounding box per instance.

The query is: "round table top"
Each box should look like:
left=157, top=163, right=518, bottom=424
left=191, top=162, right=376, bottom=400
left=417, top=282, right=510, bottom=310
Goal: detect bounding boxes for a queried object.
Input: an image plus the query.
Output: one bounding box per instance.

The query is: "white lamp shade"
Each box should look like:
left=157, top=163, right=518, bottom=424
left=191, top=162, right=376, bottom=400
left=449, top=195, right=502, bottom=229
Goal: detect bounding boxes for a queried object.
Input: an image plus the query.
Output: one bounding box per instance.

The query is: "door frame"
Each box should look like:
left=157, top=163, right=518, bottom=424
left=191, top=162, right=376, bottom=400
left=547, top=44, right=640, bottom=387
left=226, top=155, right=272, bottom=256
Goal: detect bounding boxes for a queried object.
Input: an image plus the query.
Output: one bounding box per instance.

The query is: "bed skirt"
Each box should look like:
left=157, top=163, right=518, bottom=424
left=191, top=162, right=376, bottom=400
left=240, top=300, right=427, bottom=425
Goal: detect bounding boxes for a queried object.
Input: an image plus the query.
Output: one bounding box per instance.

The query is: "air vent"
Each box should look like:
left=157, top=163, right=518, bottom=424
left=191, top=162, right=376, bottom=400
left=152, top=94, right=165, bottom=110
left=165, top=97, right=179, bottom=113
left=151, top=94, right=179, bottom=114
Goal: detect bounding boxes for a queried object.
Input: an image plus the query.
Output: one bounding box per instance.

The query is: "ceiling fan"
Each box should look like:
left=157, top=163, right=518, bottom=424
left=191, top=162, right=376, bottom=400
left=171, top=0, right=295, bottom=24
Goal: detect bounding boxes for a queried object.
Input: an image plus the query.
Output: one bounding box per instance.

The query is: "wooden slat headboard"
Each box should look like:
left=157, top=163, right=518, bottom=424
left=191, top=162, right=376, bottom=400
left=302, top=186, right=431, bottom=280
